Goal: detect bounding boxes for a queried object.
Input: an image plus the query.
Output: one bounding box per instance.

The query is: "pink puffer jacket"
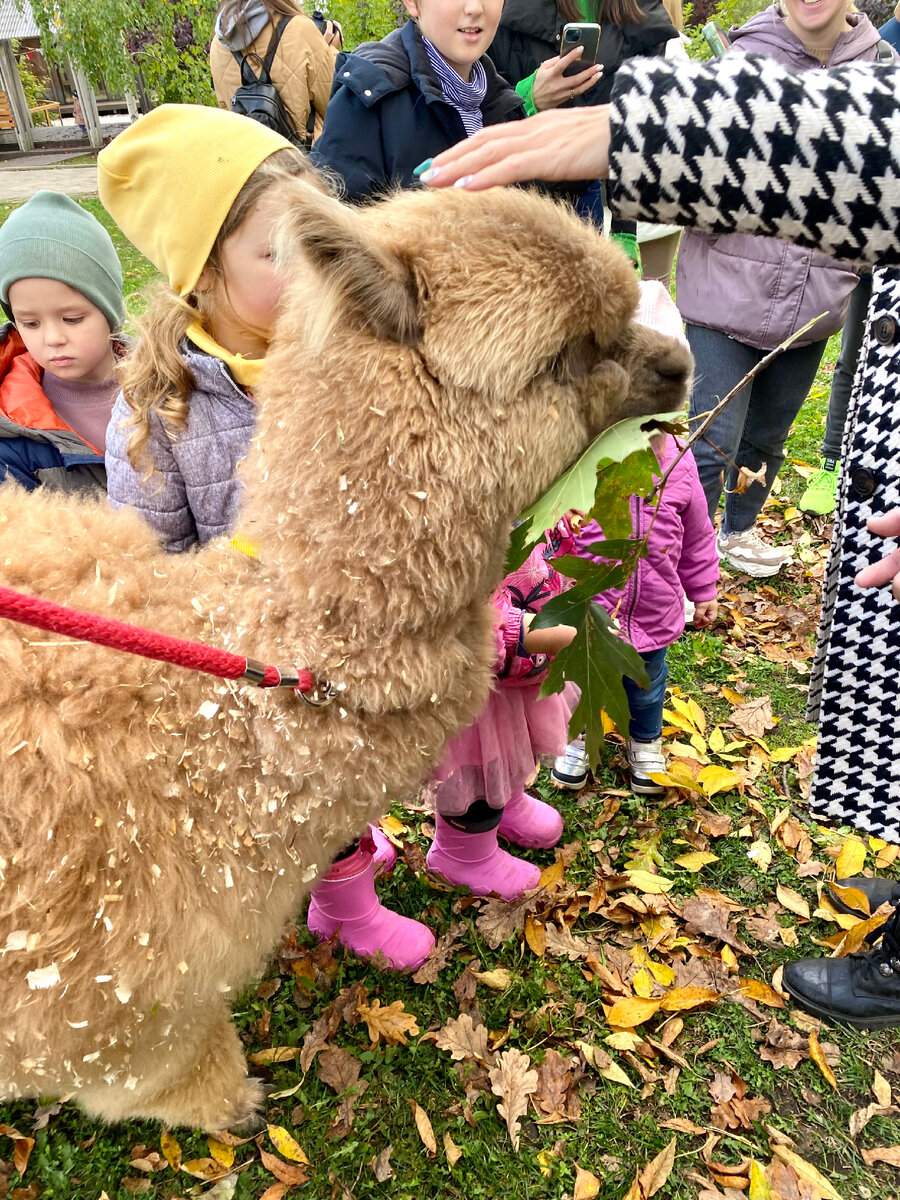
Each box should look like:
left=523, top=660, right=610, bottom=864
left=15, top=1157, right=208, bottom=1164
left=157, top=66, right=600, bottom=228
left=493, top=520, right=576, bottom=686
left=574, top=435, right=718, bottom=653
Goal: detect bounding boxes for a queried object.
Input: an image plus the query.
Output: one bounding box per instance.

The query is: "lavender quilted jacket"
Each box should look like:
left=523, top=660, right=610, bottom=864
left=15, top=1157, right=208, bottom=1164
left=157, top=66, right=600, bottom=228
left=105, top=344, right=255, bottom=553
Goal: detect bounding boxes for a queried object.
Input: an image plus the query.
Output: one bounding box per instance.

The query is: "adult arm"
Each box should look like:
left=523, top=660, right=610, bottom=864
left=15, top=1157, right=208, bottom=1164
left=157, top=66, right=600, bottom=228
left=855, top=511, right=900, bottom=601
left=422, top=56, right=900, bottom=266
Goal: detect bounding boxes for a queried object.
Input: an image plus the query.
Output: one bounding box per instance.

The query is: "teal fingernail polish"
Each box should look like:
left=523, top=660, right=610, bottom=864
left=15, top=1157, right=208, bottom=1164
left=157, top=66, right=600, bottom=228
left=413, top=158, right=433, bottom=177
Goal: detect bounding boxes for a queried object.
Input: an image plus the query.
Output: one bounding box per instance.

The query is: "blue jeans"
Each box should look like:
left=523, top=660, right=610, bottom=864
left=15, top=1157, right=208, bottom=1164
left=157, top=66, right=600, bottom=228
left=822, top=274, right=871, bottom=460
left=623, top=646, right=668, bottom=741
left=686, top=325, right=827, bottom=534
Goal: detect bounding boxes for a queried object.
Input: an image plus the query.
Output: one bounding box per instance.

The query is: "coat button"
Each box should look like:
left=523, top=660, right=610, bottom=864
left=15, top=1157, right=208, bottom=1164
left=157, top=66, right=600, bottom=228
left=364, top=88, right=372, bottom=96
left=343, top=70, right=350, bottom=76
left=873, top=316, right=897, bottom=345
left=850, top=466, right=878, bottom=498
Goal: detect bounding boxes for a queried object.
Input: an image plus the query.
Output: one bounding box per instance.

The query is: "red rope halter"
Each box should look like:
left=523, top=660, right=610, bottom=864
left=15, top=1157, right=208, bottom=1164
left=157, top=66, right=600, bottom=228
left=0, top=585, right=330, bottom=701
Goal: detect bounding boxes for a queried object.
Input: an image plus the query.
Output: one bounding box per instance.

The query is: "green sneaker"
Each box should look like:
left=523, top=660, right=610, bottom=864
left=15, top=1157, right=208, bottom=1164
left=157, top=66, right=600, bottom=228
left=799, top=457, right=839, bottom=516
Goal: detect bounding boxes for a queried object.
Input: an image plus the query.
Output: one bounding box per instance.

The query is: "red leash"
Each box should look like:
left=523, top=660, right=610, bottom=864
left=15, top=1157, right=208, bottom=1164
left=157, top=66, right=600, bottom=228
left=0, top=585, right=333, bottom=704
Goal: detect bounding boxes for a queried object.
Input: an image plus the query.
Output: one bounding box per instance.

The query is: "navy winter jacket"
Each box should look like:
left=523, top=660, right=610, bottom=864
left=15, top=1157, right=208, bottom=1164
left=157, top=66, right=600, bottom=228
left=311, top=21, right=525, bottom=201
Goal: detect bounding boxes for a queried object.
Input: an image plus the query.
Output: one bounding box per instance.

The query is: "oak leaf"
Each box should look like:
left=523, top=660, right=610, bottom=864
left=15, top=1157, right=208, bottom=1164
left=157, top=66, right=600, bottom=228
left=357, top=998, right=419, bottom=1046
left=489, top=1047, right=539, bottom=1151
left=434, top=1012, right=494, bottom=1066
left=682, top=895, right=752, bottom=954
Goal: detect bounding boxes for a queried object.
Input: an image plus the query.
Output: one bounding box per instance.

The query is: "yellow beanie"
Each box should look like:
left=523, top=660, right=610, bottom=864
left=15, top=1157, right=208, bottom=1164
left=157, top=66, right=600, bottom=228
left=98, top=105, right=294, bottom=296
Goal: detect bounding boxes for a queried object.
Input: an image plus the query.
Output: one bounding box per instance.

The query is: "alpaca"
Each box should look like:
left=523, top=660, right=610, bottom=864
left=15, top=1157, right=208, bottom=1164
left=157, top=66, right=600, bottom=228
left=0, top=180, right=692, bottom=1131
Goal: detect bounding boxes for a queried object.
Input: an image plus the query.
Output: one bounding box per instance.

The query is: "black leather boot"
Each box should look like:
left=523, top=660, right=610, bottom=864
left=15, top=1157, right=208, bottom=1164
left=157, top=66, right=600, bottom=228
left=828, top=875, right=900, bottom=919
left=783, top=906, right=900, bottom=1029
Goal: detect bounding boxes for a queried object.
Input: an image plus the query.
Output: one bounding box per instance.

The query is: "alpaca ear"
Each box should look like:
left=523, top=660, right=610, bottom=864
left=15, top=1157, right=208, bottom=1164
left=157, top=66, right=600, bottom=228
left=273, top=178, right=421, bottom=346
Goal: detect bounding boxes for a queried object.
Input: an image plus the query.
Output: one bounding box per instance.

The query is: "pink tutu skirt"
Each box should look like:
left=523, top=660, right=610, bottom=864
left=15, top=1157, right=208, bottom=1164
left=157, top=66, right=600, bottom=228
left=432, top=678, right=578, bottom=816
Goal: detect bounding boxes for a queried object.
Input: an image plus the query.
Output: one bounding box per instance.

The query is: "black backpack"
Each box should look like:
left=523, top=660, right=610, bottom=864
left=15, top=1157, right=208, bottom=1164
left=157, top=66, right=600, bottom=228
left=229, top=17, right=316, bottom=148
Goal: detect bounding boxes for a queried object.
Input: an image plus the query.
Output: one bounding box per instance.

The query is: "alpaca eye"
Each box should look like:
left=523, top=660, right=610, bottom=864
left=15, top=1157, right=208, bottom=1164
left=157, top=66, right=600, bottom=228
left=548, top=334, right=595, bottom=384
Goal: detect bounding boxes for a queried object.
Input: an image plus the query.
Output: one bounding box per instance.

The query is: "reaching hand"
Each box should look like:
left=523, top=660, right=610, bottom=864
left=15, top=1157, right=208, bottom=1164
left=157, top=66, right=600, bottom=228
left=417, top=105, right=612, bottom=190
left=521, top=614, right=578, bottom=655
left=532, top=48, right=603, bottom=111
left=691, top=599, right=718, bottom=628
left=323, top=18, right=343, bottom=47
left=855, top=509, right=900, bottom=601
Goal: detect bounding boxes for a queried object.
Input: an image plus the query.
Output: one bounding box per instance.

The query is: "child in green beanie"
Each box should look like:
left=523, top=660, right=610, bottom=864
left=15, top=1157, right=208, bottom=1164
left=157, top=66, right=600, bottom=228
left=0, top=189, right=126, bottom=493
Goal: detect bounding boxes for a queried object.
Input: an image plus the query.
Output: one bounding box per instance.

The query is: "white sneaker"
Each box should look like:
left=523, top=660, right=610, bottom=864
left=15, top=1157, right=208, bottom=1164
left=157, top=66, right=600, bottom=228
left=551, top=734, right=590, bottom=790
left=716, top=528, right=793, bottom=579
left=626, top=737, right=666, bottom=796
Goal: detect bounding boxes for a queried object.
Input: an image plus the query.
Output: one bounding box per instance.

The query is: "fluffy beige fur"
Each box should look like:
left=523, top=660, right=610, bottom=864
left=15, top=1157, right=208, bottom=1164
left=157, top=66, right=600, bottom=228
left=0, top=181, right=691, bottom=1131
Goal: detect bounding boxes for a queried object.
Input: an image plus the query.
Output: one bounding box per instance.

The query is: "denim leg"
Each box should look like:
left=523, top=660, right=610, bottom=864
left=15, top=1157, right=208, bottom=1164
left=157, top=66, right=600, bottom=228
left=686, top=325, right=759, bottom=521
left=822, top=274, right=872, bottom=460
left=623, top=646, right=669, bottom=741
left=575, top=180, right=606, bottom=229
left=723, top=338, right=827, bottom=534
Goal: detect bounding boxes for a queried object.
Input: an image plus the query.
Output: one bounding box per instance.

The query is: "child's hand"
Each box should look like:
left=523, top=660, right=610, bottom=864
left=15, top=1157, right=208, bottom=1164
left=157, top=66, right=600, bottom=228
left=522, top=614, right=577, bottom=655
left=691, top=599, right=718, bottom=628
left=855, top=509, right=900, bottom=601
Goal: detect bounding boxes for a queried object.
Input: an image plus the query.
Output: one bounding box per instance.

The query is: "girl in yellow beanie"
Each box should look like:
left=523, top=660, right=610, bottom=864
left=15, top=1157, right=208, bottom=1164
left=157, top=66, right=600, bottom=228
left=98, top=103, right=435, bottom=973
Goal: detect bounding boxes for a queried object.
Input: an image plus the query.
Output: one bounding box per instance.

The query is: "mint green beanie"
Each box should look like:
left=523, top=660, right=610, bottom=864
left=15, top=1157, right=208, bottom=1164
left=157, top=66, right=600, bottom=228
left=0, top=190, right=125, bottom=332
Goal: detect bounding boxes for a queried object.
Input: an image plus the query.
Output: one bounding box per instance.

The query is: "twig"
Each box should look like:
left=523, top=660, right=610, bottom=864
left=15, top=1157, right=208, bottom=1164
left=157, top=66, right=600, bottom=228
left=648, top=315, right=822, bottom=503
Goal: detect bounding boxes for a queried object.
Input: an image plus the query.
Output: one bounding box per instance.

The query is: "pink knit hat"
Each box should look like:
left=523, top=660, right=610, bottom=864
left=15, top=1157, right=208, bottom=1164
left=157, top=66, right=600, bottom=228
left=635, top=280, right=689, bottom=348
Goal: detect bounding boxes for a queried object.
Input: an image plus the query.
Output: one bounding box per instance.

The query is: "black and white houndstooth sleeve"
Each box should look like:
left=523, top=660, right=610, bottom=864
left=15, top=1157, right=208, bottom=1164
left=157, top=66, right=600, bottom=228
left=609, top=55, right=900, bottom=266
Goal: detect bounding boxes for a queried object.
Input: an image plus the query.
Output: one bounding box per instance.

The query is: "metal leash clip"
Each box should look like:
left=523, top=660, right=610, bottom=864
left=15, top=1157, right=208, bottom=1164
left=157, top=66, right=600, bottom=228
left=297, top=679, right=338, bottom=708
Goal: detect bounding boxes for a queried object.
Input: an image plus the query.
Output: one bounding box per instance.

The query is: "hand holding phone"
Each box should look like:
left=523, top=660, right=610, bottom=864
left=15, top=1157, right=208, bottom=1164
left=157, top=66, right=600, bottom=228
left=560, top=22, right=602, bottom=77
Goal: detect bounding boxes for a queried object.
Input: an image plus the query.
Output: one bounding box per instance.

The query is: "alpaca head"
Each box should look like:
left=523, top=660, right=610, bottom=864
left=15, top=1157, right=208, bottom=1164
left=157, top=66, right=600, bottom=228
left=254, top=180, right=692, bottom=593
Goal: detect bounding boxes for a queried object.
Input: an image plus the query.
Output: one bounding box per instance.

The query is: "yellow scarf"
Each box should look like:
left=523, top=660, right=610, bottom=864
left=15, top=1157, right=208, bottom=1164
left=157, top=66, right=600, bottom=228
left=186, top=321, right=268, bottom=390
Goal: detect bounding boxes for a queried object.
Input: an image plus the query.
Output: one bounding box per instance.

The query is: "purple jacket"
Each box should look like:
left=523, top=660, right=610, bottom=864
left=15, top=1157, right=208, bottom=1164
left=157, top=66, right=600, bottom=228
left=106, top=343, right=254, bottom=553
left=675, top=8, right=890, bottom=351
left=574, top=436, right=719, bottom=653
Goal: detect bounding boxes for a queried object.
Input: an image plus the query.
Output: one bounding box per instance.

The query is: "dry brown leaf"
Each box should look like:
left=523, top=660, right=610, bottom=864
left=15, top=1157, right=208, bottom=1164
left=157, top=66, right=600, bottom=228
left=369, top=1145, right=394, bottom=1181
left=734, top=463, right=767, bottom=494
left=776, top=884, right=811, bottom=921
left=524, top=914, right=547, bottom=957
left=258, top=1185, right=287, bottom=1200
left=861, top=1145, right=900, bottom=1168
left=407, top=1099, right=437, bottom=1157
left=412, top=923, right=465, bottom=984
left=357, top=998, right=419, bottom=1046
left=476, top=894, right=538, bottom=948
left=247, top=1046, right=299, bottom=1066
left=259, top=1147, right=309, bottom=1187
left=639, top=1137, right=677, bottom=1197
left=873, top=1069, right=892, bottom=1107
left=489, top=1047, right=539, bottom=1151
left=443, top=1131, right=463, bottom=1167
left=682, top=895, right=752, bottom=954
left=849, top=1102, right=896, bottom=1139
left=661, top=1116, right=707, bottom=1135
left=759, top=1018, right=807, bottom=1070
left=0, top=1126, right=34, bottom=1176
left=730, top=695, right=776, bottom=738
left=434, top=1012, right=494, bottom=1066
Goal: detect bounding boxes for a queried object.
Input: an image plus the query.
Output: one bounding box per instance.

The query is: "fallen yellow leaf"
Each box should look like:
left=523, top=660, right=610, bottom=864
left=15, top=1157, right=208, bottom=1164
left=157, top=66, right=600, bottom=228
left=776, top=883, right=811, bottom=921
left=697, top=765, right=742, bottom=798
left=573, top=1163, right=601, bottom=1199
left=808, top=1029, right=838, bottom=1090
left=738, top=978, right=786, bottom=1009
left=160, top=1131, right=182, bottom=1172
left=473, top=968, right=513, bottom=990
left=267, top=1125, right=310, bottom=1165
left=207, top=1137, right=235, bottom=1168
left=771, top=1144, right=842, bottom=1199
left=625, top=869, right=674, bottom=895
left=674, top=851, right=719, bottom=872
left=605, top=996, right=662, bottom=1027
left=659, top=986, right=719, bottom=1012
left=749, top=1159, right=772, bottom=1200
left=835, top=837, right=866, bottom=880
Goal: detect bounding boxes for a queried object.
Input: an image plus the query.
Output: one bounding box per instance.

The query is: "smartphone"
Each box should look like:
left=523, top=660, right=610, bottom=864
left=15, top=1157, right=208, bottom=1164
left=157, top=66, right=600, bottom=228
left=702, top=21, right=732, bottom=57
left=560, top=22, right=602, bottom=78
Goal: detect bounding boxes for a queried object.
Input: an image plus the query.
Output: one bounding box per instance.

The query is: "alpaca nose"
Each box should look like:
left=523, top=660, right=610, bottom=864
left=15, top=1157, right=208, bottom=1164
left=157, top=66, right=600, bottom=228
left=653, top=345, right=693, bottom=402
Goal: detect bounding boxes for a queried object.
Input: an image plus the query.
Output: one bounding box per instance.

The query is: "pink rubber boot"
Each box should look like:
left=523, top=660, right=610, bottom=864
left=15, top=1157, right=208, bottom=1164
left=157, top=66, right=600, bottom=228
left=426, top=814, right=541, bottom=902
left=369, top=823, right=398, bottom=875
left=497, top=791, right=564, bottom=850
left=307, top=840, right=434, bottom=971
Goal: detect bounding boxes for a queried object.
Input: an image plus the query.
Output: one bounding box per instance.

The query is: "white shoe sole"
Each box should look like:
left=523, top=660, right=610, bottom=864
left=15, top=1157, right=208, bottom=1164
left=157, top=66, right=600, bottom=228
left=718, top=551, right=789, bottom=579
left=551, top=771, right=589, bottom=791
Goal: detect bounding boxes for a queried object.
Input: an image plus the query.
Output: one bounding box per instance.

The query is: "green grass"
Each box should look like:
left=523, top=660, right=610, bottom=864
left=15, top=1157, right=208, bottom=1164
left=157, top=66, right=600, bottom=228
left=0, top=210, right=897, bottom=1199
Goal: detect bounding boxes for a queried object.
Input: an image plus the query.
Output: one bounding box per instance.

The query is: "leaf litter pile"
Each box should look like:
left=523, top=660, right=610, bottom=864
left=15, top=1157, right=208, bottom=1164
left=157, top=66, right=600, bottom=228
left=3, top=459, right=900, bottom=1198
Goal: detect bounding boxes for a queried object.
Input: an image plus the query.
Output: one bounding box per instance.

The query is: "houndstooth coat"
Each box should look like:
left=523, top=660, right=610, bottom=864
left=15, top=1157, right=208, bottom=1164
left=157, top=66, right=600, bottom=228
left=608, top=54, right=900, bottom=837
